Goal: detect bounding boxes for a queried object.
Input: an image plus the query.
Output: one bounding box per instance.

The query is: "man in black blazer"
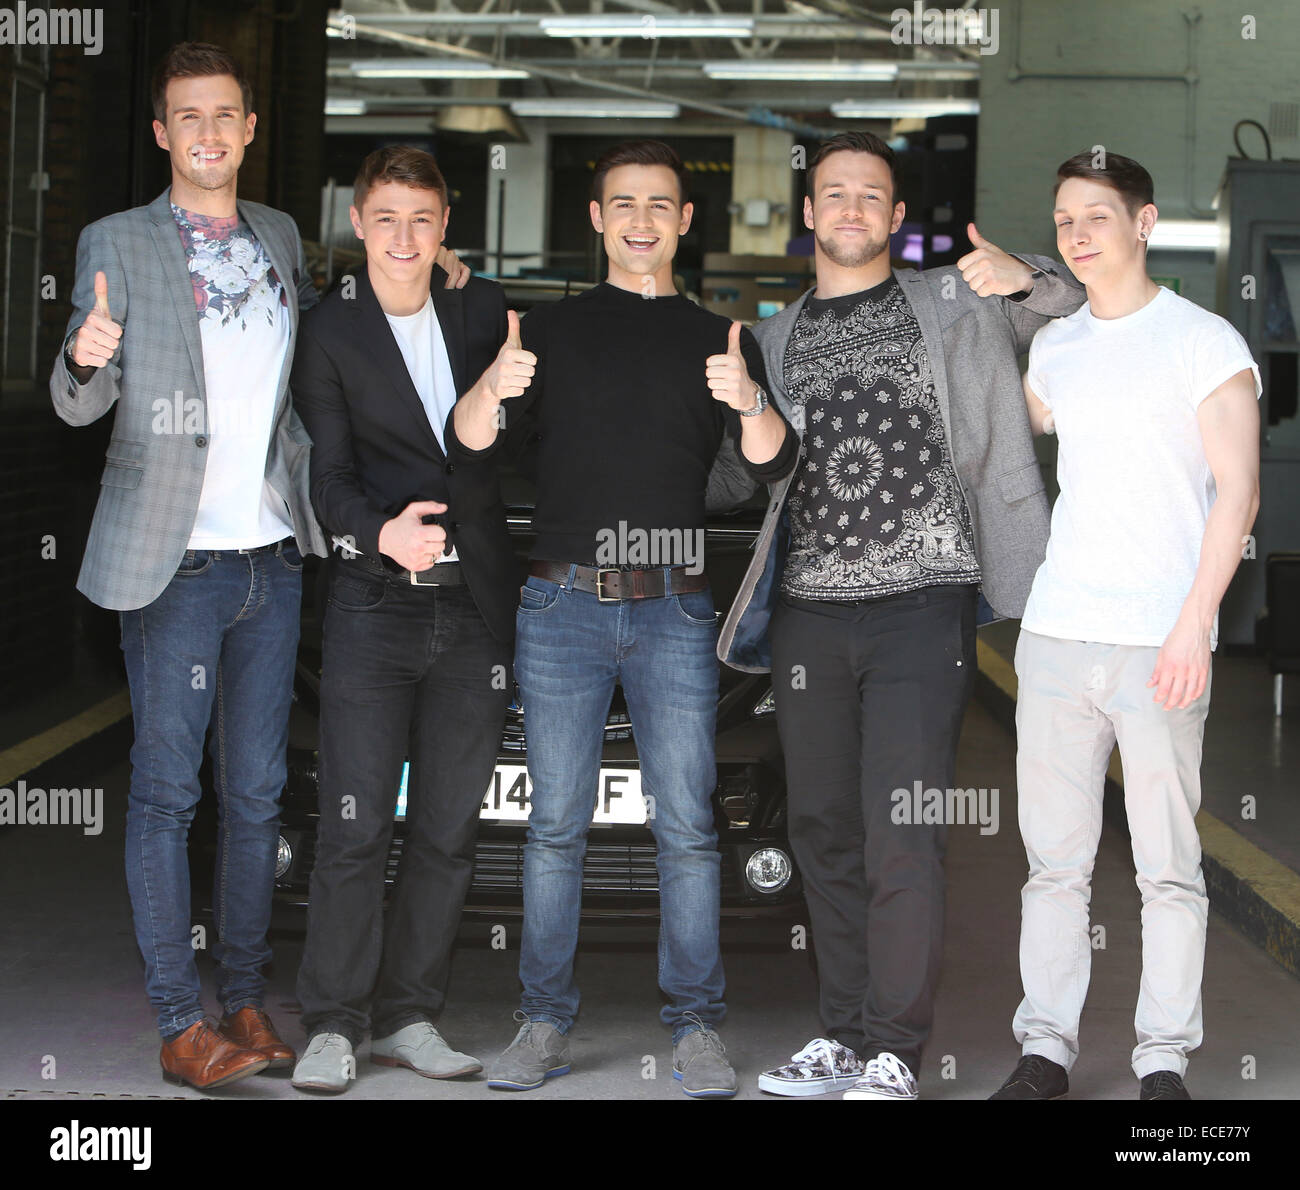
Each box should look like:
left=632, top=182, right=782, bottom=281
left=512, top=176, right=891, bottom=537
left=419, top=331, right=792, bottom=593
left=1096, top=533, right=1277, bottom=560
left=288, top=146, right=535, bottom=1092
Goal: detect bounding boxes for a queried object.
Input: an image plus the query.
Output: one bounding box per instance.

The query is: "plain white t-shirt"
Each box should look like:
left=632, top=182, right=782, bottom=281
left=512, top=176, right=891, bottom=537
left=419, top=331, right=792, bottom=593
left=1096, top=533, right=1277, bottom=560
left=1021, top=286, right=1260, bottom=650
left=385, top=296, right=460, bottom=563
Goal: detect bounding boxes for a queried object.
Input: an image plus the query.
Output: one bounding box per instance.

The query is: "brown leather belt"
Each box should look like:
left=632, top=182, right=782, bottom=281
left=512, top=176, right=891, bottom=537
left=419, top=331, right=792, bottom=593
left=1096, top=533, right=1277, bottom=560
left=529, top=560, right=708, bottom=603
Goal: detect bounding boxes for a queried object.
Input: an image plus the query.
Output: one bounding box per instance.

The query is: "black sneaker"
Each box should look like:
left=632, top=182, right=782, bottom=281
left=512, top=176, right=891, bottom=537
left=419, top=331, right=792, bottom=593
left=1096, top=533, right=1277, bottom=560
left=1140, top=1070, right=1191, bottom=1100
left=989, top=1054, right=1069, bottom=1100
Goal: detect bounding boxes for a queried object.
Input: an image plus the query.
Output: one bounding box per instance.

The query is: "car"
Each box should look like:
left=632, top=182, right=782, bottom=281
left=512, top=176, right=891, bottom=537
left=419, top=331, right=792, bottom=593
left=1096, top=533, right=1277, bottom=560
left=192, top=470, right=803, bottom=925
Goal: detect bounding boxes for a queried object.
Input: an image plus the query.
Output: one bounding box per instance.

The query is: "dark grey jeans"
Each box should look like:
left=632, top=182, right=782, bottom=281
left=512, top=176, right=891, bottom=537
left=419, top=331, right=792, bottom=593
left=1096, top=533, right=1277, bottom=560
left=297, top=560, right=510, bottom=1045
left=771, top=583, right=977, bottom=1073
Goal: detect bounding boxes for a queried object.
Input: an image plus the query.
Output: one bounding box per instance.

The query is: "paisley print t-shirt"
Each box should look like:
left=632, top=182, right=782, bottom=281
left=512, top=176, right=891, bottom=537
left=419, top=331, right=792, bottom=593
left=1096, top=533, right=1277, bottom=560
left=781, top=275, right=981, bottom=601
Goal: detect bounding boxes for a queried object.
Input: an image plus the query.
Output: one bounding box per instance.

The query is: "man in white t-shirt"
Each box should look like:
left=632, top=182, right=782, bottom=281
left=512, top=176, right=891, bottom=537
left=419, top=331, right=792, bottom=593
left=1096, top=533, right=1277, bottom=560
left=989, top=151, right=1260, bottom=1102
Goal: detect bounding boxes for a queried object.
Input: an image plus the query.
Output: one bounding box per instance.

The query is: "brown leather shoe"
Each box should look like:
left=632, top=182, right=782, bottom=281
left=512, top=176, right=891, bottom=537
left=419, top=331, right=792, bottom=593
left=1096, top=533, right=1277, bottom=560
left=160, top=1020, right=269, bottom=1090
left=218, top=1006, right=295, bottom=1069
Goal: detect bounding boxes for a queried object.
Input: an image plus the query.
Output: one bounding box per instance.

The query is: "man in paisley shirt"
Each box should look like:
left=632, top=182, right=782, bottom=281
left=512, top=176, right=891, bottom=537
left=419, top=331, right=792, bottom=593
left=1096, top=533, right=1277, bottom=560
left=782, top=281, right=981, bottom=600
left=714, top=130, right=1085, bottom=1099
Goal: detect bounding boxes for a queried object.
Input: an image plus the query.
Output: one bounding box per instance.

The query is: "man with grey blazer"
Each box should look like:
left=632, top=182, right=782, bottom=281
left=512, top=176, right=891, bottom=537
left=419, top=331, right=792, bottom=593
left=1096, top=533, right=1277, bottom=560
left=712, top=132, right=1084, bottom=1101
left=48, top=43, right=326, bottom=1091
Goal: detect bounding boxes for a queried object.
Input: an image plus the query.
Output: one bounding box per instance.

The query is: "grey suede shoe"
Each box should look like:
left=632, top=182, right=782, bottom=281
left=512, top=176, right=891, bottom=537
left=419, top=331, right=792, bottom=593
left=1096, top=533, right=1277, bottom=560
left=291, top=1032, right=354, bottom=1094
left=371, top=1022, right=482, bottom=1079
left=486, top=1013, right=571, bottom=1091
left=673, top=1016, right=737, bottom=1099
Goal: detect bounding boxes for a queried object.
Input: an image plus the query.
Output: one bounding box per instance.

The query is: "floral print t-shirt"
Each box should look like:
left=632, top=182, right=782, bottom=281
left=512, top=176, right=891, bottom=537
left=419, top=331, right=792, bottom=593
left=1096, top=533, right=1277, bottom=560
left=171, top=202, right=294, bottom=548
left=171, top=203, right=289, bottom=324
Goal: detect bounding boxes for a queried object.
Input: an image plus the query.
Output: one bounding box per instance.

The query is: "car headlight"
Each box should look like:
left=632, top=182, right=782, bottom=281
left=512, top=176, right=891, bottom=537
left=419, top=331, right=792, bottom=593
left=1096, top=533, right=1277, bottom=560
left=751, top=687, right=775, bottom=716
left=745, top=847, right=792, bottom=893
left=275, top=835, right=293, bottom=880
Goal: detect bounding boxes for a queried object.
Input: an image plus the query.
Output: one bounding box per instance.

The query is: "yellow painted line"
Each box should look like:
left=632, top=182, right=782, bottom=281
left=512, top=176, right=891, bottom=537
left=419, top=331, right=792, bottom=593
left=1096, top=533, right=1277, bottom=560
left=1196, top=811, right=1300, bottom=926
left=975, top=637, right=1016, bottom=700
left=0, top=690, right=132, bottom=788
left=976, top=637, right=1300, bottom=935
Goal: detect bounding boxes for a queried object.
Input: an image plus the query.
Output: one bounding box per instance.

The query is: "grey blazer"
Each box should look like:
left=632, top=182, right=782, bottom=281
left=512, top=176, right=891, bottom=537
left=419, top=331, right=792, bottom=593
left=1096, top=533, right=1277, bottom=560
left=50, top=188, right=328, bottom=611
left=713, top=255, right=1085, bottom=673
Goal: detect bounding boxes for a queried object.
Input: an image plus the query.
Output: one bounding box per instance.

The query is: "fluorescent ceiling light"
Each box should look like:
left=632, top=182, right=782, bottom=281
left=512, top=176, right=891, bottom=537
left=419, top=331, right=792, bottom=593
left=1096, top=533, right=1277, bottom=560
left=1147, top=220, right=1218, bottom=251
left=510, top=98, right=680, bottom=119
left=540, top=15, right=753, bottom=38
left=705, top=60, right=898, bottom=81
left=325, top=97, right=367, bottom=116
left=831, top=98, right=980, bottom=118
left=349, top=58, right=529, bottom=79
left=896, top=62, right=981, bottom=81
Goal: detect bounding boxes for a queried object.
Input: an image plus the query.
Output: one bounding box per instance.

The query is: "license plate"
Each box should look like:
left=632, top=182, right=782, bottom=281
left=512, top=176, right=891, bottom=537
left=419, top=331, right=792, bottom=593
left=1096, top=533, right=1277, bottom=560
left=393, top=761, right=647, bottom=825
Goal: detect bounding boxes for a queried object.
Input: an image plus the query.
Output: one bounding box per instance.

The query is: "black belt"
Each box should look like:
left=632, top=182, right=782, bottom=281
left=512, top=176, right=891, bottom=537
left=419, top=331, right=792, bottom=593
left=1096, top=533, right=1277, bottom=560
left=341, top=551, right=465, bottom=587
left=237, top=537, right=292, bottom=556
left=530, top=560, right=708, bottom=602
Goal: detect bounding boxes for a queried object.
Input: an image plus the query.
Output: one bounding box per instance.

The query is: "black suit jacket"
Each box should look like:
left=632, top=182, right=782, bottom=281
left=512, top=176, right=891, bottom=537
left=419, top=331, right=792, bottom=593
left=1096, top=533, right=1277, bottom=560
left=291, top=263, right=517, bottom=642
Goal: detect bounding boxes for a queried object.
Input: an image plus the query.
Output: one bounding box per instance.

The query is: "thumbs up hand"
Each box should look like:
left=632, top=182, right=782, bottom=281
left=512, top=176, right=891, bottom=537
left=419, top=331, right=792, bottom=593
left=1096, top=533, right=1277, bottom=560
left=956, top=223, right=1035, bottom=298
left=705, top=320, right=760, bottom=413
left=477, top=310, right=536, bottom=403
left=70, top=270, right=123, bottom=369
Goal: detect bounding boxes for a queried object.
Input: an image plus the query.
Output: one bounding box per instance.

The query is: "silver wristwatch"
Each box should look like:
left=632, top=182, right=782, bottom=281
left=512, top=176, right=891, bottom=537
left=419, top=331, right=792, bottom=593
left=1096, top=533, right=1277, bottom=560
left=740, top=385, right=768, bottom=417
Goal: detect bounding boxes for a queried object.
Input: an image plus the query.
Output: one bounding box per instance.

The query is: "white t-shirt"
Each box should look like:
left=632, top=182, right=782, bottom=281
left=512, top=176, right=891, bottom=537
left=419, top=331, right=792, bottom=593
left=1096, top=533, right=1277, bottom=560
left=1021, top=286, right=1259, bottom=650
left=177, top=207, right=295, bottom=549
left=385, top=296, right=460, bottom=564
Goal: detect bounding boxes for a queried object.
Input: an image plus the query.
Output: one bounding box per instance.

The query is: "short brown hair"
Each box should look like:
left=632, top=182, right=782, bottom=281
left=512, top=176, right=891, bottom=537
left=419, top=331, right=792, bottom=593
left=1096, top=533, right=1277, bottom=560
left=807, top=131, right=902, bottom=204
left=591, top=139, right=689, bottom=206
left=353, top=145, right=449, bottom=213
left=151, top=42, right=252, bottom=124
left=1054, top=150, right=1154, bottom=216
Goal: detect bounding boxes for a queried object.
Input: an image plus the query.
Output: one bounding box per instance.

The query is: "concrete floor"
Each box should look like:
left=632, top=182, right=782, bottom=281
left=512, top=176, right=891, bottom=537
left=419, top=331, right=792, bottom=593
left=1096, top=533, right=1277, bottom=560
left=2, top=698, right=1297, bottom=1105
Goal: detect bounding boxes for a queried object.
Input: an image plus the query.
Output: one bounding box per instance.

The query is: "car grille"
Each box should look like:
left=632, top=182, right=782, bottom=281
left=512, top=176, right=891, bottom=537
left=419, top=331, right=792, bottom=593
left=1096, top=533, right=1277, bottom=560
left=501, top=691, right=634, bottom=752
left=292, top=832, right=747, bottom=899
left=473, top=840, right=660, bottom=894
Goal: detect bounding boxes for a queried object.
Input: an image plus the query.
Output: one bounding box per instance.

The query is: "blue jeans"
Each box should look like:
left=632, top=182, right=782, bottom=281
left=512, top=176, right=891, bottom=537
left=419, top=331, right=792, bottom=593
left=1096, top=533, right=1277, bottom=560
left=119, top=540, right=302, bottom=1038
left=514, top=569, right=725, bottom=1042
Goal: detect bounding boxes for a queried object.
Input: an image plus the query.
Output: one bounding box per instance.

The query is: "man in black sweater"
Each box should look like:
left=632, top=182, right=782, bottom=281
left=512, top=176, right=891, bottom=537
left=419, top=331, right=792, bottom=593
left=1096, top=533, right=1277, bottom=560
left=450, top=139, right=795, bottom=1097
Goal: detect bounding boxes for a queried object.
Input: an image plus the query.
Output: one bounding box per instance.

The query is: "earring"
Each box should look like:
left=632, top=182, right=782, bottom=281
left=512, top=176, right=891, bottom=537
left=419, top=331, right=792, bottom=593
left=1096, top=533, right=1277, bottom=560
left=1139, top=231, right=1148, bottom=241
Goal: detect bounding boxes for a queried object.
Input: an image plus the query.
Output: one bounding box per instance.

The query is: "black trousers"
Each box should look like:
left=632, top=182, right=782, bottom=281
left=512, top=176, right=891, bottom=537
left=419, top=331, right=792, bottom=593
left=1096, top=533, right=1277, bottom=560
left=771, top=583, right=977, bottom=1072
left=297, top=559, right=510, bottom=1045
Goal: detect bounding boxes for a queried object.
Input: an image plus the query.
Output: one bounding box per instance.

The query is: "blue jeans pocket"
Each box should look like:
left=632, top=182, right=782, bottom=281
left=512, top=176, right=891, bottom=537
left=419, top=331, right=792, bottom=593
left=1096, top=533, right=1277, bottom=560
left=176, top=550, right=213, bottom=577
left=672, top=589, right=717, bottom=627
left=518, top=577, right=562, bottom=615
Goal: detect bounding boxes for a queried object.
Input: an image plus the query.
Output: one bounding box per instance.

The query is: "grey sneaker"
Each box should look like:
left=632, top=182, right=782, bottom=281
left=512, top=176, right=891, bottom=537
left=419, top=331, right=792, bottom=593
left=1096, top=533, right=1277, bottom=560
left=842, top=1051, right=918, bottom=1100
left=486, top=1013, right=571, bottom=1091
left=291, top=1032, right=354, bottom=1094
left=673, top=1015, right=736, bottom=1099
left=758, top=1037, right=866, bottom=1096
left=371, top=1022, right=482, bottom=1079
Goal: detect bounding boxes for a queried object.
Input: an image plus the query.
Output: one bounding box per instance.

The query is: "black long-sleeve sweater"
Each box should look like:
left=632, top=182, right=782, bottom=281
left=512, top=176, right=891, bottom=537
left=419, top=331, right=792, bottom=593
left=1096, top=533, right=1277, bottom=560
left=450, top=280, right=797, bottom=564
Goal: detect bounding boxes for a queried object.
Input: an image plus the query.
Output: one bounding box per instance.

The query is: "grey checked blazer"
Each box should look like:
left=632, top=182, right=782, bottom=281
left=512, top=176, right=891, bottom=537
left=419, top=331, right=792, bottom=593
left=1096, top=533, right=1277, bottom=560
left=710, top=256, right=1086, bottom=673
left=50, top=188, right=328, bottom=611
